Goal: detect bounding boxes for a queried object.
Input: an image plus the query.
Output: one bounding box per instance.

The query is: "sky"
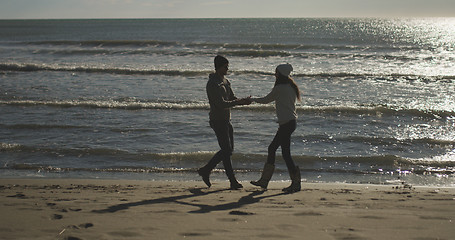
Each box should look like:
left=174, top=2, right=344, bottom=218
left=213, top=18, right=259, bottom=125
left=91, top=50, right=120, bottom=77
left=1, top=0, right=455, bottom=19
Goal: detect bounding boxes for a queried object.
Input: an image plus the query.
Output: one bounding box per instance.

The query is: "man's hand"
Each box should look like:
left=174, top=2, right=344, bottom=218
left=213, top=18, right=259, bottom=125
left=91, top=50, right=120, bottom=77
left=237, top=96, right=252, bottom=105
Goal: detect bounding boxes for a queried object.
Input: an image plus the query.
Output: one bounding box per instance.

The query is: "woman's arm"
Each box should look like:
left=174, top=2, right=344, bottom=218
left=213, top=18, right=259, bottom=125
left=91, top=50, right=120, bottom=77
left=252, top=87, right=277, bottom=104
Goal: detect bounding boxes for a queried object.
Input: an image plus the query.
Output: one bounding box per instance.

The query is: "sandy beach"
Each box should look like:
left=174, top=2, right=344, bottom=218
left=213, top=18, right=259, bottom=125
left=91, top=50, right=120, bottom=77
left=0, top=179, right=454, bottom=240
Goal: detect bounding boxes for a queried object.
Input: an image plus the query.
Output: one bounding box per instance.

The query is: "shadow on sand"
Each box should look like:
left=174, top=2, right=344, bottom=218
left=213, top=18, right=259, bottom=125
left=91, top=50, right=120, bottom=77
left=92, top=187, right=287, bottom=214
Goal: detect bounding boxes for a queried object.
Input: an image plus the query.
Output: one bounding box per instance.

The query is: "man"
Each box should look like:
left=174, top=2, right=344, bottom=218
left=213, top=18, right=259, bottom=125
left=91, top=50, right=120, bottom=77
left=198, top=55, right=251, bottom=189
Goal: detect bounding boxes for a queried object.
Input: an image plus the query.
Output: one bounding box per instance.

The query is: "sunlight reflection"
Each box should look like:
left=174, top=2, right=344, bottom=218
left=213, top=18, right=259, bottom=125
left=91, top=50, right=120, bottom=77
left=420, top=149, right=455, bottom=163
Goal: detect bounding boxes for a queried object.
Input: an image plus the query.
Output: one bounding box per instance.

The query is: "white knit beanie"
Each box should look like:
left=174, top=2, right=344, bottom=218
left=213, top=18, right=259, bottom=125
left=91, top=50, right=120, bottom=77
left=276, top=63, right=293, bottom=77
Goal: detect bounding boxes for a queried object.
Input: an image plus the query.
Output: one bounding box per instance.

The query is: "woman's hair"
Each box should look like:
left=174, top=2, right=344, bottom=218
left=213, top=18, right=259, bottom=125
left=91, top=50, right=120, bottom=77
left=275, top=72, right=301, bottom=101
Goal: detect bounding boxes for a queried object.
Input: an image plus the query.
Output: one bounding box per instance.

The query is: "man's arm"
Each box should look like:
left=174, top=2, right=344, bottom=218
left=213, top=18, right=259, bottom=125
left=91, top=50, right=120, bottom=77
left=207, top=81, right=241, bottom=109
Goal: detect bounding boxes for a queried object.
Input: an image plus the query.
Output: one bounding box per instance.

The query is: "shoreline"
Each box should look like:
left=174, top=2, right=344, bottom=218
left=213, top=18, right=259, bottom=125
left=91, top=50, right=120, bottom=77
left=1, top=178, right=454, bottom=239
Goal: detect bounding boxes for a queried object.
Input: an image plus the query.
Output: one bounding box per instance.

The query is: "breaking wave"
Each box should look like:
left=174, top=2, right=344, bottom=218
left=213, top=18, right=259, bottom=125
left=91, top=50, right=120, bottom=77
left=20, top=39, right=412, bottom=51
left=1, top=99, right=453, bottom=119
left=2, top=143, right=454, bottom=167
left=1, top=63, right=453, bottom=81
left=3, top=39, right=452, bottom=62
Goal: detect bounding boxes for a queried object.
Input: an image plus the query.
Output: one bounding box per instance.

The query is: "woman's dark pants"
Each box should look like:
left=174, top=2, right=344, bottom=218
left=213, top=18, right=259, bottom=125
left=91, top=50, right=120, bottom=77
left=267, top=120, right=297, bottom=172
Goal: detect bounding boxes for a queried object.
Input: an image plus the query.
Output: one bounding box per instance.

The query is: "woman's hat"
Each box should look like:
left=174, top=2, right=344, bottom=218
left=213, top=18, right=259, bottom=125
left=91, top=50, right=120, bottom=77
left=276, top=63, right=293, bottom=77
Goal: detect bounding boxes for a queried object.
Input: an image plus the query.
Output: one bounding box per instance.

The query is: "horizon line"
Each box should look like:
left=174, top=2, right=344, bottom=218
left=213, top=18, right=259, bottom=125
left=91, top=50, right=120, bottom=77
left=1, top=16, right=455, bottom=21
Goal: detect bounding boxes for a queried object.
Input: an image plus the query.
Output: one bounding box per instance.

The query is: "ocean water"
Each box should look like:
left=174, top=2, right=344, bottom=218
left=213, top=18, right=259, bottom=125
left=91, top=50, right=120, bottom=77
left=1, top=18, right=454, bottom=186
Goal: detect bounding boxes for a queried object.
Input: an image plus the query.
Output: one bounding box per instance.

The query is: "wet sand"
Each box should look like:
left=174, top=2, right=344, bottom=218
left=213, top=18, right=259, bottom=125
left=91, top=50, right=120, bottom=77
left=0, top=179, right=454, bottom=240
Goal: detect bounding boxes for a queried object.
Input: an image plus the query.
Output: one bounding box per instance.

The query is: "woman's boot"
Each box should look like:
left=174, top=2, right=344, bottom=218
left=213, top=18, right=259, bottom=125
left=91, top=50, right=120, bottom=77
left=250, top=163, right=275, bottom=189
left=282, top=166, right=301, bottom=193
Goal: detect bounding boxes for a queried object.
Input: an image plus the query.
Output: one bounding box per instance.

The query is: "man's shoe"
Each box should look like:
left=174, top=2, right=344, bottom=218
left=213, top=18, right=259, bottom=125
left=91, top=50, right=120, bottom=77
left=198, top=168, right=211, bottom=187
left=230, top=181, right=243, bottom=190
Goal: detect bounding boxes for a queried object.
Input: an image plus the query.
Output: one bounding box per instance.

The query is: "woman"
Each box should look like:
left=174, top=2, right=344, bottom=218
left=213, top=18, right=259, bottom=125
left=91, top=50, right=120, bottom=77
left=250, top=63, right=301, bottom=193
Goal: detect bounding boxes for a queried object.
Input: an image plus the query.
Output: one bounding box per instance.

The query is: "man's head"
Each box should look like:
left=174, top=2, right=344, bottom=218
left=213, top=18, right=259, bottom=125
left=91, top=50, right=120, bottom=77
left=214, top=55, right=229, bottom=76
left=214, top=55, right=229, bottom=69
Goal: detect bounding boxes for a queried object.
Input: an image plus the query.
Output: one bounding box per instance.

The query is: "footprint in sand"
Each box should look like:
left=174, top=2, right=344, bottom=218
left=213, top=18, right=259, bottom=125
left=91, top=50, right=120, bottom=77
left=330, top=228, right=363, bottom=240
left=180, top=232, right=212, bottom=237
left=65, top=236, right=82, bottom=240
left=360, top=215, right=385, bottom=220
left=51, top=214, right=63, bottom=220
left=68, top=223, right=94, bottom=229
left=294, top=211, right=323, bottom=216
left=7, top=193, right=27, bottom=199
left=229, top=210, right=255, bottom=215
left=78, top=223, right=94, bottom=229
left=218, top=217, right=240, bottom=222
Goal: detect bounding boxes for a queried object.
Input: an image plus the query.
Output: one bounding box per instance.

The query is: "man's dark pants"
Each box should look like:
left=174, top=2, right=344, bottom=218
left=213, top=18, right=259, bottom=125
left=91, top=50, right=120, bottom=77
left=202, top=120, right=236, bottom=180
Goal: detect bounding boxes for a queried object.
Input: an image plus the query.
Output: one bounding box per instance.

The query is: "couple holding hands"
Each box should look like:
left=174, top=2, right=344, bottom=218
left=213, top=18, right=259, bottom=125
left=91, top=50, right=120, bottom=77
left=198, top=55, right=301, bottom=193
